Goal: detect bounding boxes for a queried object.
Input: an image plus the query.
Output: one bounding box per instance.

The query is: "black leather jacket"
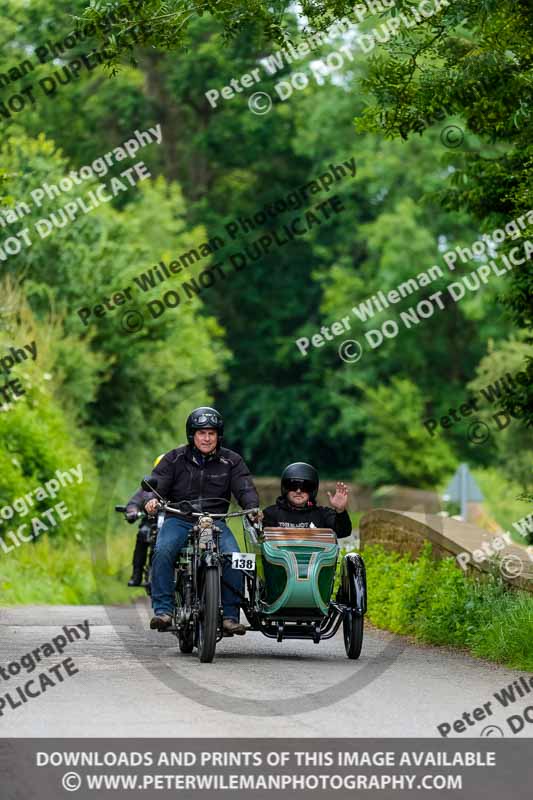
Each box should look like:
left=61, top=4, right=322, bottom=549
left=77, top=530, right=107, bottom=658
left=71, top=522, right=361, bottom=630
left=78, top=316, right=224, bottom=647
left=146, top=444, right=259, bottom=519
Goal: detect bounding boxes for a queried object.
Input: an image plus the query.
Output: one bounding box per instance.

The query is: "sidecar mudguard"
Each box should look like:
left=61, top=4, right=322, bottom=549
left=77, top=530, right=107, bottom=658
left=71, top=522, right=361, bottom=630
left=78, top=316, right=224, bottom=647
left=337, top=552, right=367, bottom=615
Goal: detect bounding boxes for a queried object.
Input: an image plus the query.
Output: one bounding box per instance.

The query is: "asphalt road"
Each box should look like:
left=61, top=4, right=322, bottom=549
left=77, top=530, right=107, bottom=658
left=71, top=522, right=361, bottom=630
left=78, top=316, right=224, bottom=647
left=0, top=601, right=531, bottom=738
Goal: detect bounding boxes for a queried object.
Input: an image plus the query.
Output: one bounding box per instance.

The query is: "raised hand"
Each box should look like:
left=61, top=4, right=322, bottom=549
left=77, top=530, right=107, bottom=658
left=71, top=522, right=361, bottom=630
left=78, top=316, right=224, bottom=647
left=327, top=481, right=349, bottom=512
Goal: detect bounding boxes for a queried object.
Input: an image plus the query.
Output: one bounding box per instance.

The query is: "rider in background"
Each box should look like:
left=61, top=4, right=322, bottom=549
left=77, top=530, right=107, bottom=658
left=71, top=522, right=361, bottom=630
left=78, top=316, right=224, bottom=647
left=262, top=462, right=352, bottom=538
left=144, top=406, right=259, bottom=635
left=125, top=453, right=165, bottom=586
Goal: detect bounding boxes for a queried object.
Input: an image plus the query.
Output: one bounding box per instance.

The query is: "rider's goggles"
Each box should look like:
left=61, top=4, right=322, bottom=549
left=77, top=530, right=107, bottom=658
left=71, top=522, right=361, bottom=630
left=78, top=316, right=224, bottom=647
left=193, top=413, right=220, bottom=427
left=285, top=479, right=315, bottom=494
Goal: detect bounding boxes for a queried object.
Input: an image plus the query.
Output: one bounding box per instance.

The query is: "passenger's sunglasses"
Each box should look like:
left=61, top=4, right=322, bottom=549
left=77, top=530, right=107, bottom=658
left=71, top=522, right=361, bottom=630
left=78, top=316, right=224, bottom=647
left=285, top=479, right=314, bottom=493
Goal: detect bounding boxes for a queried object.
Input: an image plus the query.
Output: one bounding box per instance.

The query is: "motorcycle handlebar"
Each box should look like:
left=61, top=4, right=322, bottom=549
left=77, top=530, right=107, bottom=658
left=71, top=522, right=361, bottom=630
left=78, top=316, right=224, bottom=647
left=160, top=501, right=260, bottom=520
left=115, top=505, right=143, bottom=521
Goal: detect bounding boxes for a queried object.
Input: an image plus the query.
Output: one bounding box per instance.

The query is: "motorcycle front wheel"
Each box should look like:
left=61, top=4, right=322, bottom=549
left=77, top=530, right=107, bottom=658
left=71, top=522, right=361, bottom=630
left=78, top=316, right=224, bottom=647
left=197, top=567, right=220, bottom=663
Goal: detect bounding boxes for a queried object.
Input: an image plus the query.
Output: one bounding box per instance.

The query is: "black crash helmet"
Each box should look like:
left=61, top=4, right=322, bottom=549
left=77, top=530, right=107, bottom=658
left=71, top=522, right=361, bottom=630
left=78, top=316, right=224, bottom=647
left=186, top=406, right=224, bottom=445
left=281, top=462, right=319, bottom=501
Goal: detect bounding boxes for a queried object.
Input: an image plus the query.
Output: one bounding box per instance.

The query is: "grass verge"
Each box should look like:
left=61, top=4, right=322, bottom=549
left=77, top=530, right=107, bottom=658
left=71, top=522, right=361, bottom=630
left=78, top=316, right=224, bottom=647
left=358, top=542, right=533, bottom=671
left=0, top=531, right=142, bottom=605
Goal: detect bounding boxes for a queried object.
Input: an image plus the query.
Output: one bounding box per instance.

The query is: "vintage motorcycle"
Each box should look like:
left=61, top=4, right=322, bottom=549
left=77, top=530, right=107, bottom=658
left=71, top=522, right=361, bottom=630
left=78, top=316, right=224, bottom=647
left=120, top=477, right=367, bottom=662
left=139, top=476, right=259, bottom=663
left=114, top=504, right=164, bottom=593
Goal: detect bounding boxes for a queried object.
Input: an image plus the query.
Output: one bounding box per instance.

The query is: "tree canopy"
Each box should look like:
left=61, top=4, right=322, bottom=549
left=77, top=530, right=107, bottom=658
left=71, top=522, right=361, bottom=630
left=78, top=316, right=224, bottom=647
left=0, top=0, right=531, bottom=534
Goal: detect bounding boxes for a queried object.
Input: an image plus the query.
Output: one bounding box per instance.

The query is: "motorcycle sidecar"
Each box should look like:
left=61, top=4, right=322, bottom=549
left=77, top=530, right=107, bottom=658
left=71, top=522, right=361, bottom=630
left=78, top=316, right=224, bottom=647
left=241, top=521, right=366, bottom=658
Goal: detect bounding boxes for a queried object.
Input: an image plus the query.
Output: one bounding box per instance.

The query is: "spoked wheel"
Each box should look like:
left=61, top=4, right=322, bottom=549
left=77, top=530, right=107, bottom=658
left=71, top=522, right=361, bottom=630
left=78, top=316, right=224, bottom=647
left=175, top=574, right=194, bottom=653
left=197, top=567, right=220, bottom=663
left=343, top=611, right=364, bottom=659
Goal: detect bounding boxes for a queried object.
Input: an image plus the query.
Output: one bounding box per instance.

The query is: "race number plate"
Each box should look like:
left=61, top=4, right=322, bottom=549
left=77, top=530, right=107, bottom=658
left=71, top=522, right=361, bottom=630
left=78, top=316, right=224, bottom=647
left=231, top=553, right=256, bottom=571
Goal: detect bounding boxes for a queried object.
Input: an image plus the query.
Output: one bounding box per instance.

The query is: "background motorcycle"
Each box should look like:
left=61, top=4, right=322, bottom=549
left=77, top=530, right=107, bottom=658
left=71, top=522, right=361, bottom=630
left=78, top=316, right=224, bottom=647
left=114, top=505, right=165, bottom=593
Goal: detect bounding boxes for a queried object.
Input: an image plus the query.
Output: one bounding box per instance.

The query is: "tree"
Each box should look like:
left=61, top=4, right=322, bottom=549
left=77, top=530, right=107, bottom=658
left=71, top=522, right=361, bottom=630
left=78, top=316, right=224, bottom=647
left=0, top=129, right=230, bottom=469
left=467, top=338, right=533, bottom=493
left=355, top=377, right=456, bottom=487
left=77, top=0, right=533, bottom=433
left=1, top=0, right=525, bottom=491
left=0, top=278, right=96, bottom=540
left=354, top=0, right=533, bottom=429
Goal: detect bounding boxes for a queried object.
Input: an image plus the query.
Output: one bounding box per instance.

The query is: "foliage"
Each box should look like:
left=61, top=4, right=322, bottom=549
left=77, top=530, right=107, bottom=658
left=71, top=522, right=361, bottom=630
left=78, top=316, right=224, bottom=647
left=0, top=280, right=96, bottom=541
left=70, top=0, right=533, bottom=461
left=472, top=467, right=533, bottom=545
left=360, top=543, right=533, bottom=671
left=76, top=0, right=291, bottom=67
left=355, top=378, right=457, bottom=487
left=467, top=338, right=533, bottom=492
left=0, top=0, right=529, bottom=605
left=0, top=130, right=230, bottom=467
left=0, top=530, right=139, bottom=604
left=353, top=0, right=533, bottom=426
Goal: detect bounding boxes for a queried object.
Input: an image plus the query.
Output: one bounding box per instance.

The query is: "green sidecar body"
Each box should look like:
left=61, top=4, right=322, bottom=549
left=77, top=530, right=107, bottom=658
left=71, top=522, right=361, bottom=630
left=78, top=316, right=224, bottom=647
left=240, top=520, right=367, bottom=658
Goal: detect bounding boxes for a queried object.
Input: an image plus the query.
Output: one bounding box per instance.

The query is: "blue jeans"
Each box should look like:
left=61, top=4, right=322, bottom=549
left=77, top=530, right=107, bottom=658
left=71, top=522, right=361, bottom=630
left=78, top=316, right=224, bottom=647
left=151, top=516, right=243, bottom=620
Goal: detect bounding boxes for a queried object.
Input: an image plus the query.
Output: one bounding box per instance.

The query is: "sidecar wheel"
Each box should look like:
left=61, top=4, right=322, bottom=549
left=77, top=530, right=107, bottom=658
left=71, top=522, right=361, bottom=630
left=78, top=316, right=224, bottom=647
left=343, top=611, right=364, bottom=659
left=197, top=567, right=219, bottom=663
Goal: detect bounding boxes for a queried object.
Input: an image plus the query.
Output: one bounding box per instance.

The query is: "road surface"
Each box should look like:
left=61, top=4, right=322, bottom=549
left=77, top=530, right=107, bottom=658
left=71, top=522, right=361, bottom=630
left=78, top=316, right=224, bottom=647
left=0, top=601, right=530, bottom=738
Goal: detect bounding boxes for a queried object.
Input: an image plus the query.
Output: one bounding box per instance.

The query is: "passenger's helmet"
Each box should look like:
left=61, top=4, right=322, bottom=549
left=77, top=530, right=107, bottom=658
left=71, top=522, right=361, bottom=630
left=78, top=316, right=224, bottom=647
left=153, top=453, right=165, bottom=468
left=281, top=462, right=319, bottom=501
left=186, top=406, right=224, bottom=445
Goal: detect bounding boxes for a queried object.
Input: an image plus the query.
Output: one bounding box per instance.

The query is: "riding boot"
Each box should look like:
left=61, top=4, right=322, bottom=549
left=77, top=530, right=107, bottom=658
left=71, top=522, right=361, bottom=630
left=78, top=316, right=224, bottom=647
left=128, top=534, right=149, bottom=586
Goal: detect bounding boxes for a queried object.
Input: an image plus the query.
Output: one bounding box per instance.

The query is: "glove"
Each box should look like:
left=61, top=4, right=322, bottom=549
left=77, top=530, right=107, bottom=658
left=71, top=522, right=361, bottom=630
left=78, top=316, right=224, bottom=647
left=126, top=507, right=139, bottom=523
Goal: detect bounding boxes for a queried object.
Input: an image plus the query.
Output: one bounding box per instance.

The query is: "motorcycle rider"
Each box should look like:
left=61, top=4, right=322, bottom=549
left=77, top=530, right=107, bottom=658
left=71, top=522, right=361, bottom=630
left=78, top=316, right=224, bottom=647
left=125, top=454, right=165, bottom=587
left=144, top=406, right=259, bottom=635
left=262, top=462, right=352, bottom=537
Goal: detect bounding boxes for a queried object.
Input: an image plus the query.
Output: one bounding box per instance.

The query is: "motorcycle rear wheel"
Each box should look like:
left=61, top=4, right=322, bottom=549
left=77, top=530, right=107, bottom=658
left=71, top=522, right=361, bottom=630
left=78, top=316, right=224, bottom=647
left=178, top=627, right=194, bottom=653
left=175, top=574, right=194, bottom=653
